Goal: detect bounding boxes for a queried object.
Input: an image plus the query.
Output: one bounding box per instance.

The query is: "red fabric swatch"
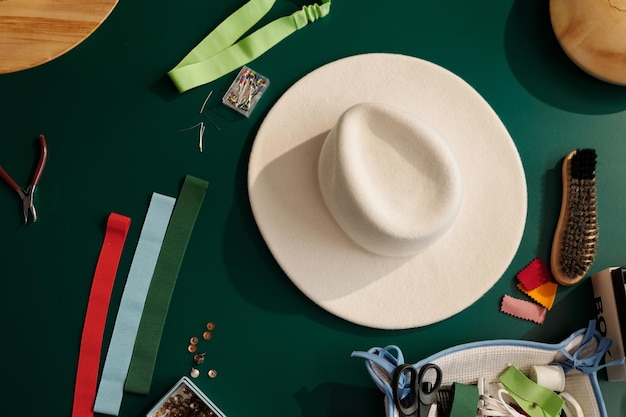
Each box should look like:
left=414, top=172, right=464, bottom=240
left=516, top=258, right=552, bottom=291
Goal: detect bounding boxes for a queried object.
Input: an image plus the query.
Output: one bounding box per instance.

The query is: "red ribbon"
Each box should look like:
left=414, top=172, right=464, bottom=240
left=72, top=213, right=131, bottom=417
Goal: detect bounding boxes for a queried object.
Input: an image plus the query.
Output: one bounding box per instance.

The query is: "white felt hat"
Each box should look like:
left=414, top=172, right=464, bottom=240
left=248, top=53, right=527, bottom=329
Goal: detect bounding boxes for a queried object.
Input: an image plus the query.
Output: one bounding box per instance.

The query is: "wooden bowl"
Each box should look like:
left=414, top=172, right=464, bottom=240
left=550, top=0, right=626, bottom=86
left=0, top=0, right=118, bottom=74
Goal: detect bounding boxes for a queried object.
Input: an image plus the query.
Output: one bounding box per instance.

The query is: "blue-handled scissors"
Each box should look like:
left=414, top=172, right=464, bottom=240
left=392, top=363, right=442, bottom=417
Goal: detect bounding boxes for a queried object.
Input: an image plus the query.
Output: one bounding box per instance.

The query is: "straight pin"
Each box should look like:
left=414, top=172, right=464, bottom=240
left=179, top=122, right=206, bottom=153
left=179, top=122, right=203, bottom=132
left=199, top=90, right=213, bottom=114
left=203, top=112, right=221, bottom=131
left=199, top=90, right=221, bottom=130
left=199, top=122, right=206, bottom=152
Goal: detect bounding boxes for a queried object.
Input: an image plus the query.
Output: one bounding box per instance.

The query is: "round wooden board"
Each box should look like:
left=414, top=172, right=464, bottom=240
left=550, top=0, right=626, bottom=86
left=0, top=0, right=118, bottom=74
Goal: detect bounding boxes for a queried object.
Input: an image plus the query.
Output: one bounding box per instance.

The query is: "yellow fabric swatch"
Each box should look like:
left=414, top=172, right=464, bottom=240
left=517, top=281, right=558, bottom=310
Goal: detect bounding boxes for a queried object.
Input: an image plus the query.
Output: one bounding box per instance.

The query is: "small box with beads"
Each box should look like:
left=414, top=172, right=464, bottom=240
left=146, top=376, right=227, bottom=417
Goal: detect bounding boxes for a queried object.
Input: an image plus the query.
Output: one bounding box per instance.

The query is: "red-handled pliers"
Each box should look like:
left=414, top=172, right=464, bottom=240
left=0, top=134, right=48, bottom=223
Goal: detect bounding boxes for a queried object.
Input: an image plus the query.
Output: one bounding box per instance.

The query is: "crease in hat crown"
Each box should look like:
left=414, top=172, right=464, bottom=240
left=318, top=102, right=464, bottom=257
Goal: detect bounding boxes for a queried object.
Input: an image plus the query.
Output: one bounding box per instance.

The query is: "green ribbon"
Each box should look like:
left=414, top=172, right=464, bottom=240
left=168, top=0, right=331, bottom=93
left=124, top=175, right=208, bottom=395
left=447, top=382, right=479, bottom=417
left=499, top=365, right=564, bottom=417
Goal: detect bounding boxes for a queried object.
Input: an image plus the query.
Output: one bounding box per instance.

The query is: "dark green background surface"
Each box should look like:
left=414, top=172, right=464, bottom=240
left=1, top=0, right=625, bottom=415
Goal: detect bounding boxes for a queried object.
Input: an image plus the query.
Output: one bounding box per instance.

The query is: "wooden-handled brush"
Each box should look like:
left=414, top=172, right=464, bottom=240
left=550, top=149, right=598, bottom=286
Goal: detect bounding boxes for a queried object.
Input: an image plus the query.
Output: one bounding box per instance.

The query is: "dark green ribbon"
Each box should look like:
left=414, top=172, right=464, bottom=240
left=447, top=382, right=479, bottom=417
left=125, top=175, right=208, bottom=395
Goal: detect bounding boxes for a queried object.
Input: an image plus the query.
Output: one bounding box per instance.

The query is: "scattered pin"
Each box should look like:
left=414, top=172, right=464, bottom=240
left=179, top=122, right=206, bottom=153
left=203, top=112, right=221, bottom=131
left=199, top=90, right=213, bottom=114
left=200, top=90, right=221, bottom=131
left=179, top=122, right=203, bottom=133
left=198, top=122, right=206, bottom=152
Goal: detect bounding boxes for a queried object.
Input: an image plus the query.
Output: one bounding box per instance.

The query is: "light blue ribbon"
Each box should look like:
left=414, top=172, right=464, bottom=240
left=351, top=345, right=406, bottom=417
left=552, top=320, right=626, bottom=374
left=93, top=193, right=176, bottom=415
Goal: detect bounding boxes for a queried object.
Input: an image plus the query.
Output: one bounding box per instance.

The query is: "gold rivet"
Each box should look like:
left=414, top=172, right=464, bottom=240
left=187, top=344, right=197, bottom=353
left=206, top=322, right=215, bottom=331
left=190, top=336, right=199, bottom=345
left=207, top=369, right=217, bottom=378
left=202, top=331, right=212, bottom=341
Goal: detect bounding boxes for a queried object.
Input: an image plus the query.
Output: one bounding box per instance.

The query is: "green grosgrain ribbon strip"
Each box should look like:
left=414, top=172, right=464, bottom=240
left=168, top=0, right=331, bottom=93
left=124, top=175, right=208, bottom=395
left=447, top=382, right=479, bottom=417
left=499, top=365, right=564, bottom=417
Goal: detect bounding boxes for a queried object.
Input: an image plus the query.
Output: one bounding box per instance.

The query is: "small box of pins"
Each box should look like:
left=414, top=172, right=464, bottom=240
left=146, top=376, right=227, bottom=417
left=222, top=66, right=269, bottom=117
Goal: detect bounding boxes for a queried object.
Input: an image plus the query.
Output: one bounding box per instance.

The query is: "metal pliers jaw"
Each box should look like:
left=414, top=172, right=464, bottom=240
left=16, top=185, right=38, bottom=223
left=0, top=134, right=48, bottom=224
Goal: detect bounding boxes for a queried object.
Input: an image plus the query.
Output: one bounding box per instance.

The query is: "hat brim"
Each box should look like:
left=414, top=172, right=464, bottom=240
left=248, top=53, right=527, bottom=329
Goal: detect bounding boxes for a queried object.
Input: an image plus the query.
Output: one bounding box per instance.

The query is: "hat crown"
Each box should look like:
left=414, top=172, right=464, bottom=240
left=318, top=102, right=463, bottom=257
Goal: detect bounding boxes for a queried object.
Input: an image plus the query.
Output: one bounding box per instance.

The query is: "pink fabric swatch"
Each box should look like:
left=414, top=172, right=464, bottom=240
left=501, top=295, right=547, bottom=324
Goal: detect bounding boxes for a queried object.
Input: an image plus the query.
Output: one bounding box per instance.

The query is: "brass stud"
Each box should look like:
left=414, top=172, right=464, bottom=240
left=206, top=322, right=215, bottom=331
left=207, top=369, right=217, bottom=378
left=187, top=344, right=197, bottom=353
left=202, top=331, right=212, bottom=341
left=190, top=336, right=199, bottom=345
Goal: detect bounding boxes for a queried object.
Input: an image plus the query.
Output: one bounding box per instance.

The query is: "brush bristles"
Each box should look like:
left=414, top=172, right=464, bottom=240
left=559, top=149, right=598, bottom=280
left=570, top=148, right=596, bottom=180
